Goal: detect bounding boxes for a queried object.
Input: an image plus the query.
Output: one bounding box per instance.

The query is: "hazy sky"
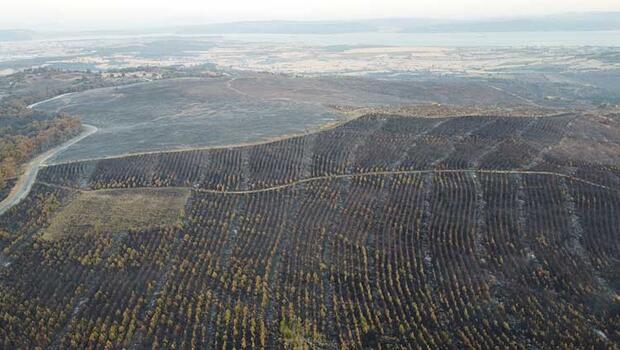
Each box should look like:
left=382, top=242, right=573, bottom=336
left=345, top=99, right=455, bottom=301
left=2, top=0, right=620, bottom=30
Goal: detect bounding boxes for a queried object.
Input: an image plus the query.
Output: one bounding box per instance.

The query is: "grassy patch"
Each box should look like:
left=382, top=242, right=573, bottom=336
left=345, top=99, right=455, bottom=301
left=42, top=187, right=189, bottom=240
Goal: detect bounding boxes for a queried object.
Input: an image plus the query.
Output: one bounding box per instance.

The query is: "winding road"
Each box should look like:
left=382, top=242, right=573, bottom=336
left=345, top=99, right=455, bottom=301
left=40, top=168, right=616, bottom=197
left=0, top=98, right=98, bottom=216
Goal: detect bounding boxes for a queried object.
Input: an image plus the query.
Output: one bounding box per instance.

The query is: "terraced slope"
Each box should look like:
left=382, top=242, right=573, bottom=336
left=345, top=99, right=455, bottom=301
left=39, top=113, right=620, bottom=190
left=0, top=112, right=618, bottom=349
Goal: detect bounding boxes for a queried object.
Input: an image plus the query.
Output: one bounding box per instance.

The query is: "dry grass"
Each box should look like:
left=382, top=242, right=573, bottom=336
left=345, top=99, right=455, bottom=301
left=42, top=188, right=190, bottom=240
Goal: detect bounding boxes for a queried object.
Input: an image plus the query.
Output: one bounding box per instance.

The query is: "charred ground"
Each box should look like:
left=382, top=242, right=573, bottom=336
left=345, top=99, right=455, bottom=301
left=0, top=110, right=619, bottom=349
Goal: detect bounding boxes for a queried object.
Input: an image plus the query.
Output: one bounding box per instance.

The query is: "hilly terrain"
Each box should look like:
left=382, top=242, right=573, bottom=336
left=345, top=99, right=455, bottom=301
left=0, top=108, right=618, bottom=349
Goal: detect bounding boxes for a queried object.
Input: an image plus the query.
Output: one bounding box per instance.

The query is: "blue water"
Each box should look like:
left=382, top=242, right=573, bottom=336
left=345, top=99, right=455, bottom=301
left=218, top=31, right=620, bottom=47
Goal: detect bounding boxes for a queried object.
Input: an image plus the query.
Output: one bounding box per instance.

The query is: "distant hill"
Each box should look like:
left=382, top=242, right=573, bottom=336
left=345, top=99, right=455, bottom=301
left=395, top=12, right=620, bottom=33
left=0, top=30, right=34, bottom=41
left=177, top=20, right=375, bottom=34
left=175, top=12, right=620, bottom=34
left=6, top=12, right=620, bottom=39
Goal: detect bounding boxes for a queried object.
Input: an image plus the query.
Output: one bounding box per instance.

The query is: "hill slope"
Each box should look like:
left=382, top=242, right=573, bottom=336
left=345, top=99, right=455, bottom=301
left=0, top=111, right=618, bottom=348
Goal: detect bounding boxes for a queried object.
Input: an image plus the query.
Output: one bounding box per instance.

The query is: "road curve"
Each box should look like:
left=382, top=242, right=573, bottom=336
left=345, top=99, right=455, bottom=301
left=27, top=91, right=78, bottom=109
left=40, top=168, right=616, bottom=197
left=187, top=168, right=614, bottom=195
left=0, top=101, right=98, bottom=215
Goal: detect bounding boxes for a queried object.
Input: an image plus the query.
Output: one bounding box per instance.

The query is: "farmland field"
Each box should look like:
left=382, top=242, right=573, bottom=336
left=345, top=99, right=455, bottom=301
left=2, top=8, right=620, bottom=350
left=0, top=111, right=618, bottom=348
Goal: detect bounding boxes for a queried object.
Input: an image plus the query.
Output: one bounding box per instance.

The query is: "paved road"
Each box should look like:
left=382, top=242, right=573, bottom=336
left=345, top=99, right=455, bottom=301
left=0, top=101, right=97, bottom=215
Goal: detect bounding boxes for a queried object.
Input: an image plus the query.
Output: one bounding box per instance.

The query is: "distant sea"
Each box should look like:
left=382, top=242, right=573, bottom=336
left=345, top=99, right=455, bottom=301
left=218, top=31, right=620, bottom=47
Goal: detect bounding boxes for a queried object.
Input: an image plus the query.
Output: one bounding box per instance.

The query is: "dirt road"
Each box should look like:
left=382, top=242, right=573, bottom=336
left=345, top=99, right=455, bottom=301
left=0, top=123, right=97, bottom=215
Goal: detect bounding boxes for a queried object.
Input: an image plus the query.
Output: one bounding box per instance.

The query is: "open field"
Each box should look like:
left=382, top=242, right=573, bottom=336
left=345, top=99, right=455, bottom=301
left=32, top=73, right=559, bottom=163
left=33, top=76, right=345, bottom=163
left=43, top=188, right=189, bottom=241
left=0, top=110, right=618, bottom=348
